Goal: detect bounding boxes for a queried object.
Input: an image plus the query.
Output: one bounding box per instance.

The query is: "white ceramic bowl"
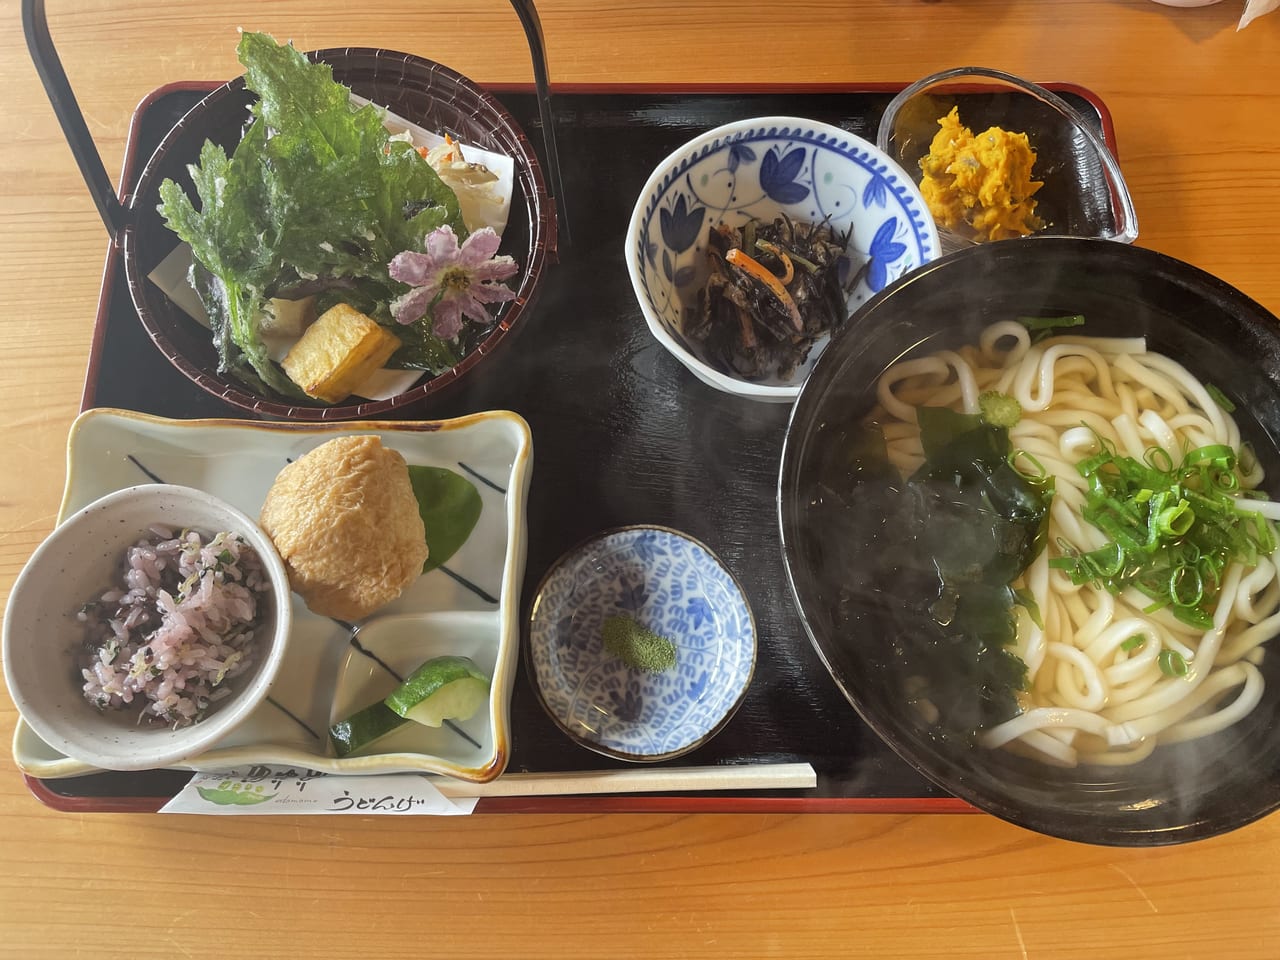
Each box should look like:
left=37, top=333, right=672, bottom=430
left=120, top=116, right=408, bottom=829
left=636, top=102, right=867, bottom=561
left=3, top=484, right=291, bottom=771
left=625, top=116, right=939, bottom=402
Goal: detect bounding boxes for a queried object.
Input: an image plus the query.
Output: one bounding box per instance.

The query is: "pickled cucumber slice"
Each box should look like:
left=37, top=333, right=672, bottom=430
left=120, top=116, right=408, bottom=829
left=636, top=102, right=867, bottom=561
left=384, top=656, right=490, bottom=728
left=329, top=700, right=408, bottom=757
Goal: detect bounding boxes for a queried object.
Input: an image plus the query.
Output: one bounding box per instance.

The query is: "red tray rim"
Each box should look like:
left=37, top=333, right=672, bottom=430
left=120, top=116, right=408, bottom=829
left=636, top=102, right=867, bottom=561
left=23, top=775, right=977, bottom=814
left=41, top=79, right=1113, bottom=816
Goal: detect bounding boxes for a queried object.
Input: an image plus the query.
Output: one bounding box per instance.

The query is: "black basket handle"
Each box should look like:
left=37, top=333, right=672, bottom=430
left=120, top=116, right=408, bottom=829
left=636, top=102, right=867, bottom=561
left=22, top=0, right=568, bottom=244
left=23, top=0, right=123, bottom=237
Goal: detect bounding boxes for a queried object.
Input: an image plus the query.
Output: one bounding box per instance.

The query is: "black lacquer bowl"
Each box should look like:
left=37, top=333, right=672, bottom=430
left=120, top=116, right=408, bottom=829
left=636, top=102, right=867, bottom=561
left=779, top=238, right=1280, bottom=845
left=122, top=47, right=555, bottom=422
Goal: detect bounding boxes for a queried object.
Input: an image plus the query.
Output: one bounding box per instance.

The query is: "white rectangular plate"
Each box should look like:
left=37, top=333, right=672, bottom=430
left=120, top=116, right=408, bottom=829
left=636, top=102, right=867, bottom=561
left=12, top=408, right=532, bottom=782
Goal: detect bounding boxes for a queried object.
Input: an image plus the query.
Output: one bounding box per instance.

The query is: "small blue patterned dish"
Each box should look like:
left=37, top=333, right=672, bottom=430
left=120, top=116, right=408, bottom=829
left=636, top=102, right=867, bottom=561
left=625, top=116, right=939, bottom=403
left=528, top=526, right=756, bottom=762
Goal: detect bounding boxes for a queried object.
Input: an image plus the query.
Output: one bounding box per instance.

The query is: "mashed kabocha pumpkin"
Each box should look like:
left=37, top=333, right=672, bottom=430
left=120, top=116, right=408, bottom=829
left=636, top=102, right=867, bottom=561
left=918, top=107, right=1044, bottom=242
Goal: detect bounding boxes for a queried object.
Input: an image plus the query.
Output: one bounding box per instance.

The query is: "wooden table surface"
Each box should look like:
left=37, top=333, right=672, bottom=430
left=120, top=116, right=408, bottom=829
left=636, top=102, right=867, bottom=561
left=3, top=1, right=1280, bottom=956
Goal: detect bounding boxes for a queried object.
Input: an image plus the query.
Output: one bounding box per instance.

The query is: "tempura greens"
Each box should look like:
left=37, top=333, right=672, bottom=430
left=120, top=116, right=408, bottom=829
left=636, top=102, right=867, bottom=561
left=159, top=31, right=467, bottom=396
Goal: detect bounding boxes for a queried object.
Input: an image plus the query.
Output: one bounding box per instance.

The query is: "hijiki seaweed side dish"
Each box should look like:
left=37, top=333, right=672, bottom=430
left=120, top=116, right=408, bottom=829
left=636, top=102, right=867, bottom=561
left=689, top=216, right=854, bottom=381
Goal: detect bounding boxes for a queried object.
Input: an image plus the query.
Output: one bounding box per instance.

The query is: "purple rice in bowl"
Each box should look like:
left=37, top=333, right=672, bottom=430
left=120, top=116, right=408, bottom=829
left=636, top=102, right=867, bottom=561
left=78, top=526, right=272, bottom=728
left=4, top=484, right=292, bottom=772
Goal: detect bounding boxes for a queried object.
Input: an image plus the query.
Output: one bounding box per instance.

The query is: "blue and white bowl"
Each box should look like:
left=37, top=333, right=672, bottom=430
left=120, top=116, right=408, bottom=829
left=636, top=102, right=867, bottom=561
left=528, top=526, right=756, bottom=762
left=626, top=116, right=939, bottom=402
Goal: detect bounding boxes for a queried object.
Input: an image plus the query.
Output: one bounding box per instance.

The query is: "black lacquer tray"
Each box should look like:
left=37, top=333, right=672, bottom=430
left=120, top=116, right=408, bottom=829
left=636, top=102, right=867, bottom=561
left=26, top=81, right=1116, bottom=813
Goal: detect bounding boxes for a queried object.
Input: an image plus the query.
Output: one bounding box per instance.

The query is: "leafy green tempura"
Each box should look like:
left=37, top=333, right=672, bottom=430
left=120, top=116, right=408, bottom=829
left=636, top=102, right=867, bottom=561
left=159, top=31, right=468, bottom=396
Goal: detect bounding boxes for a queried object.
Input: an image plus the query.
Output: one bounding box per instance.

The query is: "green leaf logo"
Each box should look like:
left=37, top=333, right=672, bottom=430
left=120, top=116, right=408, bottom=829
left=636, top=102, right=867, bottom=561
left=196, top=785, right=277, bottom=806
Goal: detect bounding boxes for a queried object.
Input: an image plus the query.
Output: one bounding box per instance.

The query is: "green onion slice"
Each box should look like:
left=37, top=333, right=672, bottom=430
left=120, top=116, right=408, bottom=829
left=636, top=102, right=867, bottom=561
left=1158, top=649, right=1190, bottom=678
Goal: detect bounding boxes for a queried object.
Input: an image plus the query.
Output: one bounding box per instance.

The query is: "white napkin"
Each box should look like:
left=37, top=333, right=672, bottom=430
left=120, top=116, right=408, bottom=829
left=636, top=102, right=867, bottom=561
left=349, top=94, right=515, bottom=237
left=1240, top=0, right=1279, bottom=27
left=159, top=767, right=478, bottom=815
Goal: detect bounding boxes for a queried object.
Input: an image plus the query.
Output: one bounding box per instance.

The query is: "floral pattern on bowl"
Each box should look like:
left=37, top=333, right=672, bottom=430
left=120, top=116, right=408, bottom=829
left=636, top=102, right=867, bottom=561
left=528, top=526, right=756, bottom=762
left=626, top=116, right=939, bottom=401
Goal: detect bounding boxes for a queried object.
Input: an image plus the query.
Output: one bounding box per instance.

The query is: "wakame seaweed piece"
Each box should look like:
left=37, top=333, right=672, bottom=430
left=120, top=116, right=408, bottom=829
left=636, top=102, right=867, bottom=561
left=914, top=406, right=1009, bottom=476
left=908, top=471, right=1046, bottom=591
left=979, top=462, right=1055, bottom=577
left=912, top=594, right=1033, bottom=731
left=911, top=407, right=1053, bottom=582
left=810, top=416, right=1048, bottom=740
left=876, top=478, right=1033, bottom=740
left=1018, top=313, right=1086, bottom=344
left=1017, top=313, right=1086, bottom=332
left=853, top=411, right=1051, bottom=741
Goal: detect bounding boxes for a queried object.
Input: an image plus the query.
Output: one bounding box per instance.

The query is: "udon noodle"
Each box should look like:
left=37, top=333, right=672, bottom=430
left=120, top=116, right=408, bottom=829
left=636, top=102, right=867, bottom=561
left=874, top=320, right=1280, bottom=766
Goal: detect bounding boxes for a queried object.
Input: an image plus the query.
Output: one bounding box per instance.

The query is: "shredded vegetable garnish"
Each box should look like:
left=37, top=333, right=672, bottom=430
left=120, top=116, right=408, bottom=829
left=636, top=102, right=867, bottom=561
left=753, top=240, right=795, bottom=284
left=724, top=247, right=803, bottom=331
left=1048, top=437, right=1277, bottom=630
left=1205, top=382, right=1237, bottom=413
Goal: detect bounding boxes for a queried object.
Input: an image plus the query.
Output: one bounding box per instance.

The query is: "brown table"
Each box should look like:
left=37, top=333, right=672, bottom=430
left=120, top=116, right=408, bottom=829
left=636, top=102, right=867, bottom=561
left=2, top=1, right=1279, bottom=956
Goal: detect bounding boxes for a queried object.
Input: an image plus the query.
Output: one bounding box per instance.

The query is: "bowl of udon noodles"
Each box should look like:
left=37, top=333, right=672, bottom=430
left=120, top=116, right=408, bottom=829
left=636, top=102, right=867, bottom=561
left=779, top=237, right=1280, bottom=845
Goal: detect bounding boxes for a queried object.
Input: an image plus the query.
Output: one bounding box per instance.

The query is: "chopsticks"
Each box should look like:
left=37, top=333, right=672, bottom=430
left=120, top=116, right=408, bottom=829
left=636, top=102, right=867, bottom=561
left=431, top=762, right=817, bottom=798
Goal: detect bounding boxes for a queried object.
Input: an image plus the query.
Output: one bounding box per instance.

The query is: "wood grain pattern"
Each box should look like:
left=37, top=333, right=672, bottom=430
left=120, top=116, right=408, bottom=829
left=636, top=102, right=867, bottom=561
left=2, top=0, right=1280, bottom=956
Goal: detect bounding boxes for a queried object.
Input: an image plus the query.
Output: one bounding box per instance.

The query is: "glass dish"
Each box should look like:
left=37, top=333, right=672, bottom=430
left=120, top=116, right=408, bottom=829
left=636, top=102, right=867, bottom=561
left=876, top=67, right=1138, bottom=253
